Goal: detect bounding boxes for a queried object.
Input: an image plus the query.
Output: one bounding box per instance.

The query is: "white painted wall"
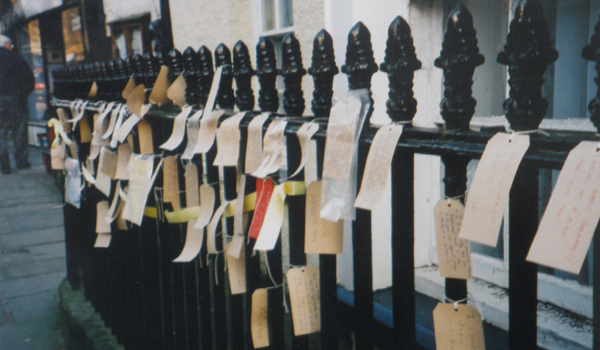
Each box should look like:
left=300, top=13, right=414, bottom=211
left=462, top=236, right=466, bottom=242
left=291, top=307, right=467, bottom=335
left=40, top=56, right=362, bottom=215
left=103, top=0, right=160, bottom=23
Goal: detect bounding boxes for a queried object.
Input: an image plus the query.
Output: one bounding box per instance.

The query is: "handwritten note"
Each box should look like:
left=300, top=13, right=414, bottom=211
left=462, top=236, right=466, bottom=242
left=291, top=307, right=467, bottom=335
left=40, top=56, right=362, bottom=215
left=138, top=120, right=154, bottom=155
left=122, top=155, right=162, bottom=226
left=251, top=288, right=270, bottom=348
left=245, top=113, right=270, bottom=174
left=99, top=147, right=118, bottom=179
left=252, top=119, right=288, bottom=178
left=115, top=143, right=133, bottom=180
left=192, top=110, right=227, bottom=154
left=434, top=199, right=472, bottom=280
left=160, top=105, right=193, bottom=150
left=433, top=303, right=485, bottom=350
left=305, top=181, right=343, bottom=254
left=322, top=96, right=362, bottom=180
left=213, top=112, right=246, bottom=166
left=228, top=174, right=247, bottom=259
left=95, top=149, right=112, bottom=197
left=355, top=124, right=403, bottom=210
left=458, top=133, right=530, bottom=247
left=184, top=164, right=200, bottom=207
left=181, top=110, right=204, bottom=160
left=163, top=156, right=181, bottom=211
left=126, top=84, right=150, bottom=118
left=289, top=122, right=319, bottom=178
left=527, top=141, right=600, bottom=274
left=226, top=241, right=246, bottom=294
left=286, top=266, right=321, bottom=335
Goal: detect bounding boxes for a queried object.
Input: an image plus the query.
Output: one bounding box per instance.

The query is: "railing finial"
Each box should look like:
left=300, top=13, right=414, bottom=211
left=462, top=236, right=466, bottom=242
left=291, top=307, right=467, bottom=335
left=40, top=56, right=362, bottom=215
left=143, top=51, right=160, bottom=88
left=308, top=29, right=338, bottom=118
left=256, top=37, right=280, bottom=112
left=434, top=4, right=484, bottom=130
left=281, top=33, right=306, bottom=116
left=215, top=43, right=235, bottom=110
left=497, top=0, right=558, bottom=131
left=197, top=45, right=215, bottom=108
left=166, top=48, right=183, bottom=84
left=582, top=13, right=600, bottom=131
left=233, top=40, right=255, bottom=111
left=183, top=46, right=200, bottom=106
left=131, top=53, right=144, bottom=86
left=381, top=16, right=421, bottom=123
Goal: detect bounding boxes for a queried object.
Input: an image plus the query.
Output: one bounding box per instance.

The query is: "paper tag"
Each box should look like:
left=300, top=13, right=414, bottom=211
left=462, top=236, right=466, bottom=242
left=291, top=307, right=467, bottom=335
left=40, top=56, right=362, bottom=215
left=88, top=82, right=98, bottom=98
left=122, top=155, right=163, bottom=226
left=106, top=183, right=121, bottom=223
left=127, top=84, right=150, bottom=118
left=115, top=114, right=141, bottom=143
left=248, top=178, right=275, bottom=239
left=99, top=147, right=118, bottom=179
left=138, top=120, right=154, bottom=155
left=305, top=181, right=343, bottom=254
left=527, top=141, right=600, bottom=274
left=207, top=202, right=229, bottom=254
left=193, top=184, right=216, bottom=229
left=289, top=122, right=319, bottom=178
left=163, top=156, right=181, bottom=211
left=95, top=148, right=112, bottom=197
left=251, top=288, right=270, bottom=348
left=458, top=133, right=530, bottom=246
left=322, top=96, right=362, bottom=180
left=253, top=184, right=286, bottom=251
left=173, top=221, right=205, bottom=262
left=287, top=266, right=321, bottom=335
left=245, top=113, right=270, bottom=174
left=160, top=105, right=193, bottom=150
left=181, top=110, right=204, bottom=160
left=67, top=100, right=88, bottom=128
left=185, top=164, right=200, bottom=206
left=434, top=199, right=472, bottom=279
left=149, top=66, right=171, bottom=105
left=81, top=163, right=96, bottom=184
left=252, top=120, right=288, bottom=178
left=64, top=158, right=81, bottom=209
left=213, top=112, right=246, bottom=166
left=228, top=174, right=247, bottom=259
left=226, top=241, right=246, bottom=294
left=103, top=104, right=122, bottom=139
left=354, top=124, right=403, bottom=210
left=96, top=201, right=111, bottom=234
left=109, top=108, right=127, bottom=148
left=115, top=143, right=133, bottom=180
left=167, top=72, right=187, bottom=107
left=121, top=76, right=136, bottom=100
left=51, top=142, right=65, bottom=170
left=79, top=116, right=92, bottom=143
left=433, top=303, right=485, bottom=350
left=192, top=110, right=227, bottom=154
left=91, top=103, right=114, bottom=146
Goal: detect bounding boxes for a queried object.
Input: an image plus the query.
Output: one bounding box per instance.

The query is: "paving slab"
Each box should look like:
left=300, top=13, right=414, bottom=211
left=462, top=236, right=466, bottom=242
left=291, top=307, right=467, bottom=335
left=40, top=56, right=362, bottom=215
left=0, top=227, right=64, bottom=248
left=4, top=258, right=66, bottom=279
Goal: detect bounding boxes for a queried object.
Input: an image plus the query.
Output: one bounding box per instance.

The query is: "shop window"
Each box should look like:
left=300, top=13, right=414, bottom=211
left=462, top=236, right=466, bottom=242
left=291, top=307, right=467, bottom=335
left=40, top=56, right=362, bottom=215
left=61, top=7, right=85, bottom=63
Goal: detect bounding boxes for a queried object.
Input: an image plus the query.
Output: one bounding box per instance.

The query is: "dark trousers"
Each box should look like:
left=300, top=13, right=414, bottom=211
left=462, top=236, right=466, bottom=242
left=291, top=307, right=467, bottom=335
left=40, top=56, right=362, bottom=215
left=0, top=95, right=29, bottom=168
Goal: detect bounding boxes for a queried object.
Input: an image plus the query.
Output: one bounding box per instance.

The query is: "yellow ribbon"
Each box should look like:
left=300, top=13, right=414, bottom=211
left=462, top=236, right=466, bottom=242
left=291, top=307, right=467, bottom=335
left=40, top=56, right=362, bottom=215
left=283, top=181, right=306, bottom=196
left=144, top=207, right=158, bottom=218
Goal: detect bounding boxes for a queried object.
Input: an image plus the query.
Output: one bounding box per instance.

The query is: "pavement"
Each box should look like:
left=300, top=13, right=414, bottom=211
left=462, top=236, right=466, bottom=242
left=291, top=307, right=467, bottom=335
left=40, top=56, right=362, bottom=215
left=0, top=146, right=66, bottom=350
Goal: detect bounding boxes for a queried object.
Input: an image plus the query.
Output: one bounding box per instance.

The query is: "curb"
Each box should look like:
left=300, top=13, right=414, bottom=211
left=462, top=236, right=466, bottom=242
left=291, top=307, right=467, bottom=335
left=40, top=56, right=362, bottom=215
left=59, top=278, right=124, bottom=350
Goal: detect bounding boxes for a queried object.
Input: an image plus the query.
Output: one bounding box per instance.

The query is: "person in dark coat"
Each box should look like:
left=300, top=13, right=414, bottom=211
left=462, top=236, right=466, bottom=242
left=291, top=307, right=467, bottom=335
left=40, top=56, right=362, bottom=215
left=0, top=35, right=34, bottom=174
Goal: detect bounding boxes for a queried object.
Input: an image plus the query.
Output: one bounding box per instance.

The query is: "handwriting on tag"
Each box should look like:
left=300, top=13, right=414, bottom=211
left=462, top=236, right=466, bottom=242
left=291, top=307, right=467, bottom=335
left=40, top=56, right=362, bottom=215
left=192, top=110, right=227, bottom=154
left=160, top=105, right=193, bottom=150
left=287, top=266, right=321, bottom=335
left=99, top=147, right=118, bottom=179
left=149, top=66, right=171, bottom=105
left=433, top=303, right=485, bottom=350
left=249, top=178, right=275, bottom=239
left=290, top=122, right=319, bottom=178
left=305, top=181, right=343, bottom=254
left=163, top=156, right=181, bottom=211
left=214, top=112, right=246, bottom=166
left=322, top=96, right=362, bottom=180
left=245, top=113, right=270, bottom=174
left=115, top=143, right=133, bottom=180
left=167, top=72, right=187, bottom=107
left=251, top=288, right=270, bottom=348
left=121, top=77, right=136, bottom=100
left=252, top=120, right=288, bottom=178
left=253, top=184, right=286, bottom=251
left=122, top=155, right=163, bottom=226
left=226, top=241, right=246, bottom=294
left=184, top=164, right=200, bottom=207
left=434, top=199, right=472, bottom=279
left=355, top=124, right=403, bottom=210
left=527, top=141, right=600, bottom=274
left=458, top=133, right=530, bottom=247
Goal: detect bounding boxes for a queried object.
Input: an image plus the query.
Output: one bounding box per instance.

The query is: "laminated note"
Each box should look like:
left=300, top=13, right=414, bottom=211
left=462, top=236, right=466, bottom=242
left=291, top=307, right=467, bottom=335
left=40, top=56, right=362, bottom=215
left=149, top=66, right=171, bottom=105
left=226, top=241, right=246, bottom=294
left=122, top=155, right=163, bottom=226
left=214, top=112, right=246, bottom=166
left=433, top=303, right=485, bottom=350
left=289, top=122, right=319, bottom=178
left=248, top=178, right=275, bottom=239
left=305, top=181, right=343, bottom=254
left=245, top=113, right=270, bottom=174
left=286, top=266, right=321, bottom=335
left=434, top=199, right=472, bottom=280
left=252, top=119, right=288, bottom=178
left=192, top=109, right=227, bottom=154
left=251, top=289, right=270, bottom=348
left=99, top=147, right=118, bottom=179
left=115, top=143, right=133, bottom=180
left=527, top=141, right=600, bottom=274
left=458, top=133, right=529, bottom=247
left=354, top=124, right=403, bottom=210
left=253, top=184, right=286, bottom=251
left=163, top=156, right=181, bottom=211
left=160, top=105, right=193, bottom=150
left=167, top=72, right=187, bottom=107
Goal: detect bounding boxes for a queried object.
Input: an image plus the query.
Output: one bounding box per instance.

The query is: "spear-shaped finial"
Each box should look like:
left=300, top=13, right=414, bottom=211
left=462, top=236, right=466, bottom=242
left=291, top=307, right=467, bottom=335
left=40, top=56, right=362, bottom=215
left=281, top=33, right=306, bottom=116
left=197, top=45, right=214, bottom=107
left=582, top=13, right=600, bottom=131
left=256, top=37, right=280, bottom=112
left=233, top=41, right=255, bottom=111
left=183, top=46, right=200, bottom=106
left=131, top=53, right=144, bottom=86
left=341, top=22, right=378, bottom=91
left=215, top=43, right=235, bottom=110
left=497, top=0, right=558, bottom=131
left=143, top=51, right=160, bottom=88
left=166, top=48, right=183, bottom=84
left=434, top=4, right=484, bottom=130
left=308, top=29, right=338, bottom=118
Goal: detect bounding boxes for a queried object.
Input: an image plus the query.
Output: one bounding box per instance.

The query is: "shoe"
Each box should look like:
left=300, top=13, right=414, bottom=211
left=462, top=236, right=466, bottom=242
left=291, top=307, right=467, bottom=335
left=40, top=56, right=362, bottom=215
left=0, top=153, right=10, bottom=174
left=16, top=162, right=30, bottom=170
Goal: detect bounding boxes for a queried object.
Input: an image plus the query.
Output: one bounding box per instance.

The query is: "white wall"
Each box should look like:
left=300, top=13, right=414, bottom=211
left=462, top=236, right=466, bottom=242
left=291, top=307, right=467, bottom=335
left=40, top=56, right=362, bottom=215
left=103, top=0, right=160, bottom=23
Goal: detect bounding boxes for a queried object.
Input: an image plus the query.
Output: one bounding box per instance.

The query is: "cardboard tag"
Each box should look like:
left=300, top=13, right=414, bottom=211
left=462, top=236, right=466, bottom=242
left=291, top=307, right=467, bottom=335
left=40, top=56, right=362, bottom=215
left=173, top=221, right=205, bottom=262
left=193, top=184, right=216, bottom=229
left=192, top=110, right=227, bottom=154
left=79, top=116, right=92, bottom=143
left=226, top=241, right=246, bottom=294
left=181, top=110, right=204, bottom=160
left=160, top=105, right=193, bottom=150
left=434, top=199, right=472, bottom=279
left=138, top=120, right=154, bottom=155
left=289, top=122, right=319, bottom=178
left=458, top=133, right=530, bottom=246
left=127, top=84, right=150, bottom=118
left=121, top=76, right=136, bottom=100
left=99, top=147, right=118, bottom=179
left=207, top=202, right=229, bottom=254
left=305, top=181, right=343, bottom=254
left=149, top=66, right=171, bottom=105
left=433, top=303, right=485, bottom=350
left=253, top=184, right=286, bottom=251
left=252, top=120, right=288, bottom=178
left=96, top=201, right=111, bottom=234
left=184, top=164, right=200, bottom=207
left=122, top=155, right=164, bottom=226
left=51, top=142, right=65, bottom=170
left=251, top=288, right=270, bottom=348
left=287, top=266, right=321, bottom=335
left=115, top=143, right=133, bottom=180
left=322, top=96, right=362, bottom=180
left=354, top=124, right=403, bottom=210
left=88, top=81, right=98, bottom=98
left=167, top=72, right=187, bottom=107
left=115, top=114, right=141, bottom=143
left=213, top=112, right=246, bottom=166
left=248, top=178, right=275, bottom=239
left=527, top=141, right=600, bottom=274
left=245, top=113, right=270, bottom=174
left=163, top=156, right=181, bottom=211
left=228, top=174, right=248, bottom=259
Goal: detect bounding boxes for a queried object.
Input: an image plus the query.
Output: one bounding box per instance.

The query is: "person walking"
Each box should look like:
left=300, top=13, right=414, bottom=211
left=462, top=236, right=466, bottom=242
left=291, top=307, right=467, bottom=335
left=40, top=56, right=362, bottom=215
left=0, top=35, right=34, bottom=174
